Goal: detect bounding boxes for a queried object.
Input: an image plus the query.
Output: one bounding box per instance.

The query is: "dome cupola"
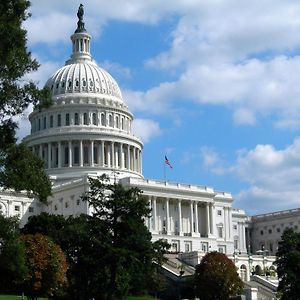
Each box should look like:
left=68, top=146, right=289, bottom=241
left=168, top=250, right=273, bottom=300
left=24, top=5, right=143, bottom=184
left=45, top=4, right=123, bottom=102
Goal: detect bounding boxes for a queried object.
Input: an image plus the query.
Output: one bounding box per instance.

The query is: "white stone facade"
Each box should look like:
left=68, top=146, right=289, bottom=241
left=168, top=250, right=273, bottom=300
left=250, top=208, right=300, bottom=255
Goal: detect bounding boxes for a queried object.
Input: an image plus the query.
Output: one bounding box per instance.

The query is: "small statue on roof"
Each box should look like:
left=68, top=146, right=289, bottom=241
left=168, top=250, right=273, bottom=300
left=75, top=4, right=86, bottom=33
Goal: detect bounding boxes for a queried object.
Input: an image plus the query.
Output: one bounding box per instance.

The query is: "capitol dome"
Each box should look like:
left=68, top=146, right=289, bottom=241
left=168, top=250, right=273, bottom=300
left=46, top=62, right=123, bottom=101
left=24, top=9, right=143, bottom=183
left=45, top=21, right=123, bottom=103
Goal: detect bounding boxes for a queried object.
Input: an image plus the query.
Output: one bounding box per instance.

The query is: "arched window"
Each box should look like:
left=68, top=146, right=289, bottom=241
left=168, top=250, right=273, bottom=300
left=115, top=116, right=119, bottom=128
left=101, top=113, right=106, bottom=126
left=240, top=265, right=247, bottom=281
left=109, top=114, right=113, bottom=127
left=74, top=113, right=79, bottom=125
left=121, top=118, right=124, bottom=130
left=38, top=119, right=41, bottom=130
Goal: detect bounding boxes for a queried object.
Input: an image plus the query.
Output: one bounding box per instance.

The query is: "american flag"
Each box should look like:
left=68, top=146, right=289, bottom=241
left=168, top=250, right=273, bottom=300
left=165, top=156, right=173, bottom=169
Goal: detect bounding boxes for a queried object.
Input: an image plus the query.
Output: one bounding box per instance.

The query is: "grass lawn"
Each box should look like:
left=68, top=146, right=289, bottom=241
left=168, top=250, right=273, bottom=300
left=126, top=297, right=158, bottom=300
left=0, top=296, right=47, bottom=300
left=0, top=295, right=156, bottom=300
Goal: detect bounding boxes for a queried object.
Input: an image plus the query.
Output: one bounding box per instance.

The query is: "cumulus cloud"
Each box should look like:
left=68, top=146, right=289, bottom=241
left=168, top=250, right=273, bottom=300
left=232, top=139, right=300, bottom=214
left=132, top=118, right=161, bottom=143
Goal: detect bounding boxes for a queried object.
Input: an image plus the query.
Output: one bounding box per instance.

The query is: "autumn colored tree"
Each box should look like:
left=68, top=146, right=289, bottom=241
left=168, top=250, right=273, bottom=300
left=21, top=234, right=67, bottom=300
left=275, top=228, right=300, bottom=300
left=194, top=251, right=243, bottom=300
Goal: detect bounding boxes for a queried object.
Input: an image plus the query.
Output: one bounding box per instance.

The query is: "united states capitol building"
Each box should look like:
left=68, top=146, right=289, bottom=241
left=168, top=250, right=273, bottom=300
left=1, top=8, right=299, bottom=296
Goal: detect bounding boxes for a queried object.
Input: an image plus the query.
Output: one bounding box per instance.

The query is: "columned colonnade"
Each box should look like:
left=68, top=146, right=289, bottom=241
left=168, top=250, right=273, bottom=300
left=31, top=140, right=142, bottom=173
left=147, top=196, right=227, bottom=238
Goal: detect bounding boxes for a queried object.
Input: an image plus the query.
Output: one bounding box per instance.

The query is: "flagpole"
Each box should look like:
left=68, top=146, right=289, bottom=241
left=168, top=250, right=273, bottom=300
left=163, top=157, right=166, bottom=181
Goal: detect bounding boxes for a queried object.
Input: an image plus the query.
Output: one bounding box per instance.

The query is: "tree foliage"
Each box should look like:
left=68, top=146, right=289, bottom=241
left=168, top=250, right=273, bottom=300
left=275, top=228, right=300, bottom=300
left=194, top=251, right=243, bottom=300
left=0, top=0, right=52, bottom=202
left=0, top=143, right=52, bottom=202
left=0, top=214, right=27, bottom=293
left=21, top=233, right=67, bottom=300
left=82, top=174, right=170, bottom=299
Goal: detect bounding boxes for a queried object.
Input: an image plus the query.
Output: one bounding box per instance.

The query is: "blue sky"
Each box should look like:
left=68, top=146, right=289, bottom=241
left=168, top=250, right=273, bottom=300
left=19, top=0, right=300, bottom=215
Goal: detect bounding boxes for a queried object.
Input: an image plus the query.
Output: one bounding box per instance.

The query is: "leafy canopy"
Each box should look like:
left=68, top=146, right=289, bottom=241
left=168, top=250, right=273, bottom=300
left=194, top=251, right=243, bottom=300
left=0, top=0, right=52, bottom=202
left=275, top=228, right=300, bottom=300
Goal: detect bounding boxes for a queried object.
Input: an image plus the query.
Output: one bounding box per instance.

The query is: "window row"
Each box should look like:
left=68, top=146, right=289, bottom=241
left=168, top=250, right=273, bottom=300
left=31, top=112, right=131, bottom=133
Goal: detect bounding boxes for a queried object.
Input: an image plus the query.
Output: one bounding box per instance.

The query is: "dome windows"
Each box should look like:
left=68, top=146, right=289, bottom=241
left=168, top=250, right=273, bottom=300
left=74, top=113, right=79, bottom=125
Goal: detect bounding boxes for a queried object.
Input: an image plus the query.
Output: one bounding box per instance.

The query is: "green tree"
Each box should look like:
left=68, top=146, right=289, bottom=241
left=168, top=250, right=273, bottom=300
left=0, top=0, right=52, bottom=202
left=0, top=214, right=27, bottom=293
left=275, top=228, right=300, bottom=300
left=194, top=251, right=243, bottom=300
left=21, top=233, right=67, bottom=300
left=82, top=174, right=170, bottom=300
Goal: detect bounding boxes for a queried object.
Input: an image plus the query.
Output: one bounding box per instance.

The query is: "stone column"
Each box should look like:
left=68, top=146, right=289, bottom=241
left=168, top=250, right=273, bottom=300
left=228, top=207, right=232, bottom=239
left=58, top=142, right=61, bottom=168
left=153, top=197, right=157, bottom=232
left=79, top=140, right=83, bottom=167
left=101, top=141, right=105, bottom=166
left=127, top=145, right=131, bottom=170
left=47, top=143, right=51, bottom=169
left=210, top=203, right=214, bottom=235
left=206, top=203, right=210, bottom=235
left=39, top=144, right=43, bottom=159
left=68, top=140, right=72, bottom=167
left=111, top=142, right=115, bottom=168
left=148, top=196, right=152, bottom=230
left=133, top=147, right=136, bottom=171
left=194, top=202, right=199, bottom=234
left=166, top=198, right=170, bottom=234
left=96, top=142, right=101, bottom=165
left=178, top=199, right=182, bottom=235
left=139, top=150, right=142, bottom=173
left=120, top=143, right=124, bottom=169
left=190, top=202, right=194, bottom=234
left=91, top=140, right=94, bottom=167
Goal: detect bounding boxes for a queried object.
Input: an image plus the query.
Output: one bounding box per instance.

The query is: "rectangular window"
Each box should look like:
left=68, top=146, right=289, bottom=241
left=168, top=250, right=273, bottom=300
left=77, top=199, right=80, bottom=205
left=201, top=242, right=208, bottom=252
left=74, top=113, right=79, bottom=125
left=233, top=225, right=237, bottom=230
left=43, top=117, right=47, bottom=129
left=50, top=115, right=53, bottom=128
left=14, top=205, right=20, bottom=211
left=217, top=210, right=222, bottom=216
left=74, top=146, right=79, bottom=165
left=218, top=227, right=223, bottom=238
left=57, top=114, right=61, bottom=127
left=29, top=207, right=34, bottom=213
left=65, top=113, right=70, bottom=126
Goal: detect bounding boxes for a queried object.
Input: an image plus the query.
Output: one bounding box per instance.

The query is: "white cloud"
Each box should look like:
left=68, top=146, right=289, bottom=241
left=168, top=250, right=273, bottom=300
left=132, top=118, right=161, bottom=143
left=201, top=147, right=220, bottom=167
left=24, top=57, right=61, bottom=88
left=232, top=139, right=300, bottom=213
left=100, top=60, right=131, bottom=80
left=233, top=108, right=256, bottom=125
